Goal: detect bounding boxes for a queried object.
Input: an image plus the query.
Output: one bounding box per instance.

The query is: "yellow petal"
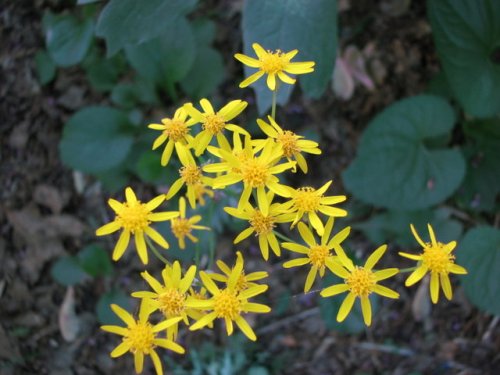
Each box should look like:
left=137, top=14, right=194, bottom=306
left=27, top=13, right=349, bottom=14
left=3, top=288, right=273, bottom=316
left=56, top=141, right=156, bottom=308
left=154, top=339, right=185, bottom=354
left=298, top=222, right=316, bottom=247
left=364, top=244, right=387, bottom=270
left=440, top=273, right=453, bottom=300
left=110, top=342, right=131, bottom=358
left=361, top=296, right=372, bottom=326
left=267, top=73, right=276, bottom=91
left=283, top=257, right=310, bottom=268
left=112, top=230, right=130, bottom=261
left=234, top=53, right=261, bottom=68
left=320, top=283, right=349, bottom=297
left=405, top=265, right=428, bottom=286
left=430, top=272, right=439, bottom=304
left=374, top=268, right=399, bottom=281
left=239, top=70, right=265, bottom=88
left=145, top=226, right=169, bottom=249
left=150, top=350, right=163, bottom=375
left=134, top=352, right=144, bottom=373
left=96, top=221, right=121, bottom=236
left=235, top=316, right=256, bottom=341
left=372, top=284, right=399, bottom=299
left=242, top=302, right=271, bottom=313
left=111, top=304, right=135, bottom=326
left=100, top=325, right=128, bottom=336
left=304, top=267, right=317, bottom=292
left=135, top=231, right=148, bottom=265
left=337, top=293, right=356, bottom=322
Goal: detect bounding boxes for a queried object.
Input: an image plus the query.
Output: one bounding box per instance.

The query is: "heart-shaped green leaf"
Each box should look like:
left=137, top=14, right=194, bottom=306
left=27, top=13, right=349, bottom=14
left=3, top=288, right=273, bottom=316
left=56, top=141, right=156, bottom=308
left=457, top=226, right=500, bottom=316
left=428, top=0, right=500, bottom=117
left=241, top=0, right=337, bottom=113
left=343, top=95, right=465, bottom=210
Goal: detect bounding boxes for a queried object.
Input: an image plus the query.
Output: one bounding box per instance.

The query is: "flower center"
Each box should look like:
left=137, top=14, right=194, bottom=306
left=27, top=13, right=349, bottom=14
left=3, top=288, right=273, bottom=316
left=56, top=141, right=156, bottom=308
left=422, top=243, right=455, bottom=274
left=171, top=218, right=192, bottom=239
left=309, top=245, right=330, bottom=268
left=163, top=119, right=189, bottom=142
left=240, top=158, right=269, bottom=187
left=293, top=187, right=321, bottom=212
left=249, top=210, right=275, bottom=235
left=116, top=202, right=150, bottom=233
left=260, top=50, right=287, bottom=74
left=124, top=322, right=155, bottom=354
left=276, top=131, right=299, bottom=157
left=213, top=289, right=241, bottom=320
left=158, top=288, right=186, bottom=316
left=203, top=114, right=226, bottom=134
left=180, top=165, right=202, bottom=185
left=346, top=267, right=376, bottom=297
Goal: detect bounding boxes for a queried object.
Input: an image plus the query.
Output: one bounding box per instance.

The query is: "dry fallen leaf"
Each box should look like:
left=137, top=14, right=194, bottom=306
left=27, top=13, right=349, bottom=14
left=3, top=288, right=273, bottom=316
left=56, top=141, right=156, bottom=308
left=412, top=275, right=431, bottom=322
left=59, top=287, right=80, bottom=342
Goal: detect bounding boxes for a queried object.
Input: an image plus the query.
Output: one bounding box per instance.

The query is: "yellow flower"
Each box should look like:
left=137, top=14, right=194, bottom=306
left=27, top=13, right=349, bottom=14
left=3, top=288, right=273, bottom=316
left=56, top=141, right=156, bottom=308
left=209, top=251, right=269, bottom=292
left=204, top=137, right=295, bottom=209
left=285, top=180, right=347, bottom=236
left=192, top=182, right=215, bottom=206
left=165, top=144, right=213, bottom=208
left=132, top=261, right=202, bottom=340
left=321, top=245, right=399, bottom=326
left=101, top=303, right=184, bottom=375
left=185, top=253, right=270, bottom=341
left=184, top=99, right=249, bottom=156
left=255, top=116, right=321, bottom=173
left=234, top=43, right=315, bottom=90
left=225, top=192, right=295, bottom=260
left=148, top=107, right=197, bottom=166
left=169, top=197, right=210, bottom=249
left=283, top=218, right=350, bottom=292
left=96, top=187, right=179, bottom=264
left=399, top=224, right=467, bottom=304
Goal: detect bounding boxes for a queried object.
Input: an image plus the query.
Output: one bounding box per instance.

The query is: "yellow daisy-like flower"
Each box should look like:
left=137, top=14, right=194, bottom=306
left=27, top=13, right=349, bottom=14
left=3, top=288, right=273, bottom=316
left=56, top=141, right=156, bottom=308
left=283, top=218, right=351, bottom=292
left=225, top=192, right=295, bottom=260
left=204, top=137, right=295, bottom=210
left=399, top=224, right=467, bottom=304
left=148, top=107, right=197, bottom=166
left=132, top=261, right=202, bottom=340
left=254, top=116, right=321, bottom=173
left=209, top=251, right=269, bottom=292
left=321, top=245, right=400, bottom=326
left=235, top=43, right=315, bottom=91
left=192, top=182, right=215, bottom=206
left=185, top=254, right=270, bottom=341
left=169, top=197, right=210, bottom=249
left=184, top=99, right=249, bottom=156
left=96, top=187, right=179, bottom=264
left=101, top=303, right=184, bottom=375
left=285, top=180, right=347, bottom=236
left=165, top=144, right=213, bottom=208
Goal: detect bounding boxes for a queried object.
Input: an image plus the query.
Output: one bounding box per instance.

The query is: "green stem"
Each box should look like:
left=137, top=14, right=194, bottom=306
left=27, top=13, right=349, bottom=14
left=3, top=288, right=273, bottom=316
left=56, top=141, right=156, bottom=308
left=273, top=230, right=295, bottom=244
left=271, top=87, right=278, bottom=120
left=145, top=237, right=170, bottom=265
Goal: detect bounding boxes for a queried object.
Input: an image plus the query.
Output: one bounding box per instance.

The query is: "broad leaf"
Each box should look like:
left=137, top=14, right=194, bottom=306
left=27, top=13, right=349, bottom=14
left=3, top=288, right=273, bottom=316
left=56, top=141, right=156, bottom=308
left=96, top=290, right=132, bottom=325
left=59, top=106, right=134, bottom=174
left=44, top=12, right=93, bottom=67
left=343, top=95, right=465, bottom=210
left=428, top=0, right=500, bottom=117
left=35, top=50, right=56, bottom=85
left=457, top=119, right=500, bottom=212
left=457, top=226, right=500, bottom=316
left=242, top=0, right=337, bottom=113
left=125, top=17, right=196, bottom=94
left=78, top=244, right=113, bottom=277
left=51, top=257, right=88, bottom=286
left=96, top=0, right=197, bottom=56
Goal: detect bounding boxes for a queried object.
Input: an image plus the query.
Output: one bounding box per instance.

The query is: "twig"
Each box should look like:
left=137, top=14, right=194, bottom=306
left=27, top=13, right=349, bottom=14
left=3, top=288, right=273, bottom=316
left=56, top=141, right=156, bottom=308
left=256, top=307, right=319, bottom=335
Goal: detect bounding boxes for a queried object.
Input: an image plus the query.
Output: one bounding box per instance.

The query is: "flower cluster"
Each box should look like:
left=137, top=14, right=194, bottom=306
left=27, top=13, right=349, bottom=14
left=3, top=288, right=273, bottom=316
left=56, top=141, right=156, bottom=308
left=95, top=42, right=468, bottom=374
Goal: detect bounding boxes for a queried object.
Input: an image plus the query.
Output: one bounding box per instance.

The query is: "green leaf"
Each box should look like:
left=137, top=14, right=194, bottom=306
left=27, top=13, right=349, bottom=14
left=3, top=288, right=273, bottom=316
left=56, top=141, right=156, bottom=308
left=356, top=208, right=463, bottom=248
left=96, top=0, right=197, bottom=56
left=125, top=17, right=196, bottom=93
left=96, top=290, right=132, bottom=325
left=343, top=95, right=465, bottom=210
left=457, top=226, right=500, bottom=316
left=457, top=119, right=500, bottom=212
left=35, top=50, right=56, bottom=85
left=428, top=0, right=500, bottom=117
left=43, top=11, right=93, bottom=67
left=59, top=106, right=135, bottom=174
left=51, top=256, right=88, bottom=286
left=85, top=53, right=126, bottom=92
left=78, top=244, right=113, bottom=277
left=242, top=0, right=337, bottom=113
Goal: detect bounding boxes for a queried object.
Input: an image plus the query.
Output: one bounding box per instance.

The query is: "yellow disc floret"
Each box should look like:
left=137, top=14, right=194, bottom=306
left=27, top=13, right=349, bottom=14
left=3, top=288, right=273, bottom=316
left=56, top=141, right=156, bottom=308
left=203, top=114, right=226, bottom=134
left=213, top=289, right=241, bottom=320
left=163, top=119, right=189, bottom=142
left=309, top=245, right=330, bottom=268
left=346, top=267, right=376, bottom=297
left=240, top=159, right=269, bottom=187
left=116, top=202, right=150, bottom=233
left=293, top=187, right=321, bottom=212
left=171, top=218, right=192, bottom=239
left=180, top=165, right=202, bottom=185
left=421, top=243, right=455, bottom=274
left=260, top=50, right=287, bottom=74
left=249, top=210, right=275, bottom=235
left=158, top=289, right=186, bottom=316
left=277, top=131, right=300, bottom=157
left=123, top=322, right=155, bottom=354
